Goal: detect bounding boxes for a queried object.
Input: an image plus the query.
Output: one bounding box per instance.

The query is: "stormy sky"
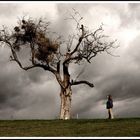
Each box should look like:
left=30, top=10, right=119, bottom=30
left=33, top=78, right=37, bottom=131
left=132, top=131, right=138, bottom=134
left=0, top=2, right=140, bottom=119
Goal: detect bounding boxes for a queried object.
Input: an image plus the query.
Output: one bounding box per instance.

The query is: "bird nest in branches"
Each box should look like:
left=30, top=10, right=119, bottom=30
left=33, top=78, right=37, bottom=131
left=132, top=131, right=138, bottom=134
left=36, top=32, right=59, bottom=53
left=35, top=32, right=59, bottom=62
left=13, top=19, right=59, bottom=63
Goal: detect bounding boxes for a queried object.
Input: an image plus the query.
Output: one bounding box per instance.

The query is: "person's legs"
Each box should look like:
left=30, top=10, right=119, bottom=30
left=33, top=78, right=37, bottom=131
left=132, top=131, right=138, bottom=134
left=110, top=108, right=114, bottom=119
left=108, top=109, right=111, bottom=119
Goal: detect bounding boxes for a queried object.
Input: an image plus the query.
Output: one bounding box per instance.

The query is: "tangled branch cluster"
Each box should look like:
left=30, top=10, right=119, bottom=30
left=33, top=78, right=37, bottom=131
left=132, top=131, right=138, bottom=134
left=13, top=18, right=60, bottom=63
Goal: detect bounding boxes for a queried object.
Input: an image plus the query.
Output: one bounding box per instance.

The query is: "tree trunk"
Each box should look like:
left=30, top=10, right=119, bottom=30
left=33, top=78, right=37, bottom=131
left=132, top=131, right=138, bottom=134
left=60, top=85, right=72, bottom=120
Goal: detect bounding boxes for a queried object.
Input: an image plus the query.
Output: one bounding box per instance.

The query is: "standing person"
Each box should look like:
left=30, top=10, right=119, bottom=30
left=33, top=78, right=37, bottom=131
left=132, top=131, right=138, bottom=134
left=106, top=95, right=114, bottom=119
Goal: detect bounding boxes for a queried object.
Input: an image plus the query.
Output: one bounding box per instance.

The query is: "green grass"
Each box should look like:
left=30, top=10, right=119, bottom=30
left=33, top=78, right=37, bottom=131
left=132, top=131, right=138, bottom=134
left=0, top=118, right=140, bottom=137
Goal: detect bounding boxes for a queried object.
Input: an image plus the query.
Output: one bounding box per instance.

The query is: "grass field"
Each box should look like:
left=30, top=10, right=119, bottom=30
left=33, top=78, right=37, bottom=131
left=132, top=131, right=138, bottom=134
left=0, top=118, right=140, bottom=137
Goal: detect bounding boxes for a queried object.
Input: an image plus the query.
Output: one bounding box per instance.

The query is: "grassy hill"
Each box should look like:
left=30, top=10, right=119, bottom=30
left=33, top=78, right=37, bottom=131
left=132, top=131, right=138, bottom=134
left=0, top=118, right=140, bottom=137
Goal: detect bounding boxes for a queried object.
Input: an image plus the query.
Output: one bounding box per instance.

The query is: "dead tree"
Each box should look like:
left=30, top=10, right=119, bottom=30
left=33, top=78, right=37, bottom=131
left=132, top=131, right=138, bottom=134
left=0, top=13, right=118, bottom=120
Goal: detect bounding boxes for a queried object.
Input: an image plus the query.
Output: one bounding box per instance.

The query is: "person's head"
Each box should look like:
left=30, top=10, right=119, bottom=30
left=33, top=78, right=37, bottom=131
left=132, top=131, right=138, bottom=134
left=107, top=94, right=112, bottom=100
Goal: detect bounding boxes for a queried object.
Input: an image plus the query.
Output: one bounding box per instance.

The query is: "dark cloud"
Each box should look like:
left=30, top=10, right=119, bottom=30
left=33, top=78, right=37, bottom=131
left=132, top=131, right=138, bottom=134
left=0, top=47, right=60, bottom=119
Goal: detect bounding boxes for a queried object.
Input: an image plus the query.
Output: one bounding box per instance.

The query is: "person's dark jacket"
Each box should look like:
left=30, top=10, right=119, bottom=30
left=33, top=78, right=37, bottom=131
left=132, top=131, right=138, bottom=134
left=106, top=99, right=113, bottom=109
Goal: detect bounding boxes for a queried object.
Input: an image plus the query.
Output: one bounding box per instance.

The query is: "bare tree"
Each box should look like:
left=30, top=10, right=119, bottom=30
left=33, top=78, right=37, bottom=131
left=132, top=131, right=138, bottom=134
left=0, top=12, right=118, bottom=120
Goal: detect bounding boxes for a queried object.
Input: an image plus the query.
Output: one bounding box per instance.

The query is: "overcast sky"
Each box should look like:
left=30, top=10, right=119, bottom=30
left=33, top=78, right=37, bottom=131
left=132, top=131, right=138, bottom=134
left=0, top=2, right=140, bottom=119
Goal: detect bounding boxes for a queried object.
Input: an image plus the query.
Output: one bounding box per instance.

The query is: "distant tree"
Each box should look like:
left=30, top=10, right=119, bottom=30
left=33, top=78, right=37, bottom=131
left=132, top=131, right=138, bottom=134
left=0, top=11, right=118, bottom=120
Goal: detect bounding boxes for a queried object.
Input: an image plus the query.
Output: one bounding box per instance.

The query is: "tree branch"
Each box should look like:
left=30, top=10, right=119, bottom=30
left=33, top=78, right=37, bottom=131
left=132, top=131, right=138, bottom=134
left=3, top=40, right=56, bottom=73
left=70, top=80, right=94, bottom=88
left=70, top=24, right=84, bottom=56
left=30, top=42, right=36, bottom=65
left=57, top=60, right=60, bottom=73
left=54, top=71, right=65, bottom=89
left=10, top=57, right=55, bottom=71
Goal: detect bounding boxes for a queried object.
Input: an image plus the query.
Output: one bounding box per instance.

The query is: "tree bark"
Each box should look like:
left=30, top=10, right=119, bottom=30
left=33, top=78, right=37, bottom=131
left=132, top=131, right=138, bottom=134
left=60, top=85, right=72, bottom=120
left=59, top=60, right=72, bottom=120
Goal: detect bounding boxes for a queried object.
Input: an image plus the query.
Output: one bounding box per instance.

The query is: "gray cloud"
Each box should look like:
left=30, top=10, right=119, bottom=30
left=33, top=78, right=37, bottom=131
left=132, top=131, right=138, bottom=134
left=0, top=4, right=19, bottom=17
